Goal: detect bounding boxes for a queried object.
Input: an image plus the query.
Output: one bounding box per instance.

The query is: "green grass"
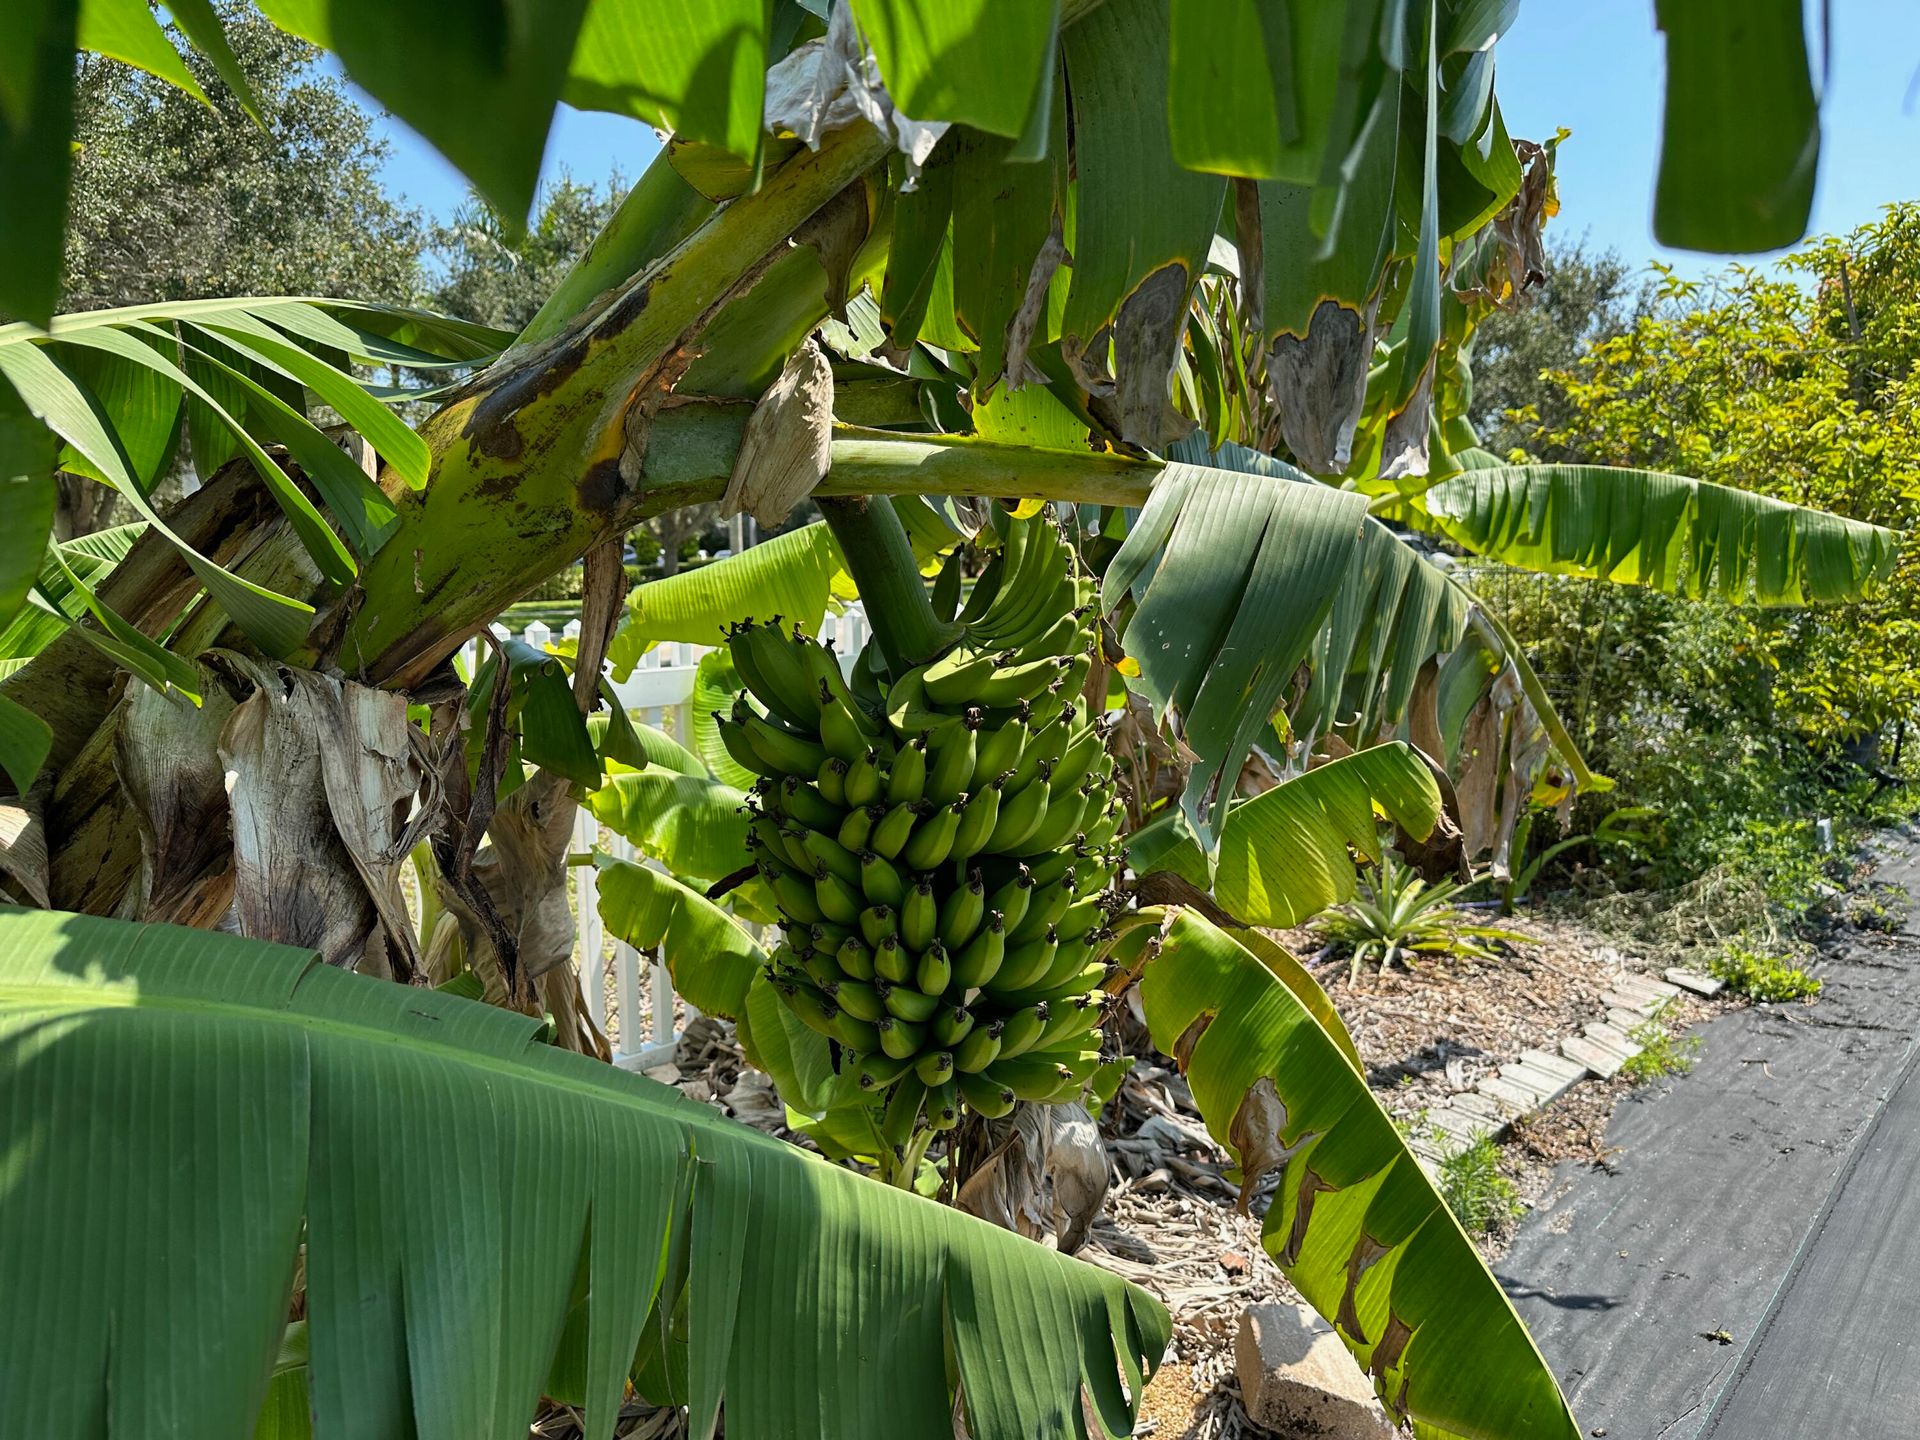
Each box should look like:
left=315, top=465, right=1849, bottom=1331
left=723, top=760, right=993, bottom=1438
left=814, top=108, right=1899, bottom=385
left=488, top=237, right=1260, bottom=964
left=1709, top=943, right=1822, bottom=1003
left=1437, top=1134, right=1523, bottom=1234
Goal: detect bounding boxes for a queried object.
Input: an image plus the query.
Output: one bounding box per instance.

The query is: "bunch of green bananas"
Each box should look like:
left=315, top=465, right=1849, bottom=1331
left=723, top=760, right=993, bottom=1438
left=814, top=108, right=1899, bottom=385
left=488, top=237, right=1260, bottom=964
left=716, top=521, right=1125, bottom=1147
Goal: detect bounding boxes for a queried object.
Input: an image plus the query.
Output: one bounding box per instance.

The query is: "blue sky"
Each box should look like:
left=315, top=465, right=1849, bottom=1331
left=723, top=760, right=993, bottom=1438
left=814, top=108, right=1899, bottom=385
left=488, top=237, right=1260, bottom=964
left=362, top=2, right=1918, bottom=279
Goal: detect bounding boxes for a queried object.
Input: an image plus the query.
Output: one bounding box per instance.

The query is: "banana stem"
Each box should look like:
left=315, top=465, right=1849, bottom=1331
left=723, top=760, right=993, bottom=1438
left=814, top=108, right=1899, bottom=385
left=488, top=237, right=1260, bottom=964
left=818, top=496, right=960, bottom=675
left=877, top=1125, right=938, bottom=1190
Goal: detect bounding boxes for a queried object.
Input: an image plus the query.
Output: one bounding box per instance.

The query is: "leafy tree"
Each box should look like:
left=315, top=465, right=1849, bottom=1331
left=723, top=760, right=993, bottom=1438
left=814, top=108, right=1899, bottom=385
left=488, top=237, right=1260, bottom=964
left=427, top=173, right=624, bottom=333
left=62, top=3, right=421, bottom=311
left=0, top=6, right=1887, bottom=1439
left=1467, top=239, right=1649, bottom=459
left=1530, top=207, right=1920, bottom=752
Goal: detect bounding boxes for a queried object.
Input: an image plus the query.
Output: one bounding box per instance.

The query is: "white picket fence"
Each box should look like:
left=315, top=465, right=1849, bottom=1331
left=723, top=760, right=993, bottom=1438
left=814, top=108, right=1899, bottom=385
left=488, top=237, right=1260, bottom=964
left=457, top=605, right=872, bottom=1069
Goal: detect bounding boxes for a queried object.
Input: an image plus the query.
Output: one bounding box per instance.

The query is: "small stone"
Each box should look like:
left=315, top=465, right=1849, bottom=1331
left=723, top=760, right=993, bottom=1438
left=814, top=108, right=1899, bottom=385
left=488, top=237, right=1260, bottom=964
left=1236, top=1302, right=1397, bottom=1439
left=1220, top=1250, right=1250, bottom=1275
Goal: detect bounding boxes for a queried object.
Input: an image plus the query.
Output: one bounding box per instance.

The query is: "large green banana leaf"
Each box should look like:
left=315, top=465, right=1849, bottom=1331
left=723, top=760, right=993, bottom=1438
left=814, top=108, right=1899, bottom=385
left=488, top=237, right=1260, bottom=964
left=0, top=905, right=1168, bottom=1440
left=1419, top=463, right=1901, bottom=605
left=1136, top=909, right=1580, bottom=1440
left=1130, top=742, right=1444, bottom=928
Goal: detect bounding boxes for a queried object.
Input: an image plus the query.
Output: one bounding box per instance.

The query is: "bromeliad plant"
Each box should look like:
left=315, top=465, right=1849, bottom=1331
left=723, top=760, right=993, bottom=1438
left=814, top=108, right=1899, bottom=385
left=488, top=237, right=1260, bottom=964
left=0, top=4, right=1896, bottom=1440
left=1315, top=851, right=1529, bottom=982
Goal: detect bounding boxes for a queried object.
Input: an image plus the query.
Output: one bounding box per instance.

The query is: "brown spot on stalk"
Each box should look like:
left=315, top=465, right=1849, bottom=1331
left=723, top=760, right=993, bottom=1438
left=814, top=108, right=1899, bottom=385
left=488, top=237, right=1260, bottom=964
left=577, top=458, right=627, bottom=514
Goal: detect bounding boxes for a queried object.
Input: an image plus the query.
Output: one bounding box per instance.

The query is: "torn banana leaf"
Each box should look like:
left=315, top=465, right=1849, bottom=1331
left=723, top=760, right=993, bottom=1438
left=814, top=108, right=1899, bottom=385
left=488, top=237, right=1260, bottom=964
left=1420, top=464, right=1900, bottom=605
left=0, top=906, right=1169, bottom=1440
left=1137, top=909, right=1579, bottom=1439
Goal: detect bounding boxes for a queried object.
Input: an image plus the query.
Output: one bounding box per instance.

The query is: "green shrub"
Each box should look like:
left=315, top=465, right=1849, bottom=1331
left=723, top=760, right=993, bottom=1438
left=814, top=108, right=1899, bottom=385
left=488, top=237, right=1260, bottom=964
left=1437, top=1135, right=1523, bottom=1235
left=1710, top=944, right=1822, bottom=1003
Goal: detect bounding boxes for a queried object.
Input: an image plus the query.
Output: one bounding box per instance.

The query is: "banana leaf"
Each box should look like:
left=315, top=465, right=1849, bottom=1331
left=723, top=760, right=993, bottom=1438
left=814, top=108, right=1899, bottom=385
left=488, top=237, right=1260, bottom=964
left=1137, top=909, right=1579, bottom=1439
left=0, top=905, right=1168, bottom=1440
left=1419, top=463, right=1900, bottom=605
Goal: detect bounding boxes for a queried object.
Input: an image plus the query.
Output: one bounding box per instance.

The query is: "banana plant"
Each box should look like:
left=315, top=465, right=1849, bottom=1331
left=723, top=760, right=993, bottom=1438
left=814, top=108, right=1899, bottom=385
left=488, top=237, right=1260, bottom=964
left=0, top=5, right=1890, bottom=1439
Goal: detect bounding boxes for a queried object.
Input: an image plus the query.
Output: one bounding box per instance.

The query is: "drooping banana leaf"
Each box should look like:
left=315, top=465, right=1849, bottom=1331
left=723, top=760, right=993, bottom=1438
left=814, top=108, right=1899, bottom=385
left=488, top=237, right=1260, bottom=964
left=1136, top=909, right=1579, bottom=1439
left=1130, top=742, right=1443, bottom=929
left=0, top=905, right=1168, bottom=1440
left=594, top=855, right=761, bottom=1020
left=588, top=770, right=751, bottom=885
left=0, top=298, right=509, bottom=661
left=1214, top=746, right=1440, bottom=931
left=1419, top=463, right=1900, bottom=605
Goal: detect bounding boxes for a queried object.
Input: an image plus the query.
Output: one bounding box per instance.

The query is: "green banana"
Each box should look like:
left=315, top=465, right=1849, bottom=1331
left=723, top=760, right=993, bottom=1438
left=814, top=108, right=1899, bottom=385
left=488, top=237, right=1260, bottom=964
left=859, top=904, right=899, bottom=949
left=764, top=865, right=824, bottom=924
left=914, top=1049, right=955, bottom=1086
left=956, top=1072, right=1016, bottom=1119
left=1038, top=993, right=1104, bottom=1049
left=830, top=978, right=888, bottom=1024
left=883, top=669, right=967, bottom=737
left=1009, top=781, right=1089, bottom=857
left=995, top=1003, right=1051, bottom=1060
left=881, top=1074, right=927, bottom=1149
left=955, top=547, right=1003, bottom=625
left=827, top=1006, right=881, bottom=1054
left=985, top=765, right=1049, bottom=851
left=800, top=948, right=843, bottom=989
left=842, top=746, right=888, bottom=808
left=989, top=925, right=1058, bottom=993
left=1055, top=897, right=1105, bottom=945
left=900, top=877, right=938, bottom=952
left=948, top=783, right=1006, bottom=864
left=970, top=715, right=1027, bottom=790
left=949, top=912, right=1006, bottom=988
left=985, top=1054, right=1076, bottom=1103
left=715, top=713, right=773, bottom=778
left=813, top=866, right=862, bottom=925
left=952, top=1019, right=1005, bottom=1074
left=836, top=936, right=876, bottom=982
left=877, top=1016, right=928, bottom=1060
left=933, top=1004, right=976, bottom=1048
left=868, top=800, right=920, bottom=860
left=735, top=701, right=829, bottom=778
left=816, top=756, right=849, bottom=807
left=932, top=545, right=967, bottom=620
left=915, top=941, right=952, bottom=996
left=778, top=776, right=843, bottom=833
left=739, top=620, right=823, bottom=728
left=800, top=829, right=861, bottom=888
left=883, top=984, right=943, bottom=1023
left=1008, top=871, right=1073, bottom=944
left=817, top=684, right=871, bottom=763
left=985, top=866, right=1035, bottom=935
left=887, top=734, right=929, bottom=805
left=859, top=849, right=907, bottom=909
left=872, top=935, right=911, bottom=985
left=928, top=1078, right=960, bottom=1130
left=856, top=1051, right=914, bottom=1092
left=937, top=870, right=986, bottom=950
left=836, top=804, right=879, bottom=853
left=924, top=719, right=977, bottom=805
left=1008, top=714, right=1070, bottom=792
left=901, top=800, right=964, bottom=871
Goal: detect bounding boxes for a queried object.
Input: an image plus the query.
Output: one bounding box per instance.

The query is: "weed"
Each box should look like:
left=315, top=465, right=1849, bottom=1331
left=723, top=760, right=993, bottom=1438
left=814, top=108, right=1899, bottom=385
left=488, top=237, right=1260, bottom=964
left=1437, top=1134, right=1523, bottom=1234
left=1621, top=1002, right=1702, bottom=1083
left=1710, top=944, right=1823, bottom=1003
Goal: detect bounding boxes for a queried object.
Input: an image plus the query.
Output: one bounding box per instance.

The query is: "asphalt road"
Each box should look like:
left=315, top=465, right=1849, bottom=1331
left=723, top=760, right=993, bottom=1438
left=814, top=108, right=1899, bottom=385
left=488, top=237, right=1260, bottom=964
left=1497, top=836, right=1920, bottom=1439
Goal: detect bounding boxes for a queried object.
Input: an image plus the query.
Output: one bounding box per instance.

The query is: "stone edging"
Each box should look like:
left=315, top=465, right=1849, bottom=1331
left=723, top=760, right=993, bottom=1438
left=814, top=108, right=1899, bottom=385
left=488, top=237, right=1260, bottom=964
left=1407, top=965, right=1724, bottom=1170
